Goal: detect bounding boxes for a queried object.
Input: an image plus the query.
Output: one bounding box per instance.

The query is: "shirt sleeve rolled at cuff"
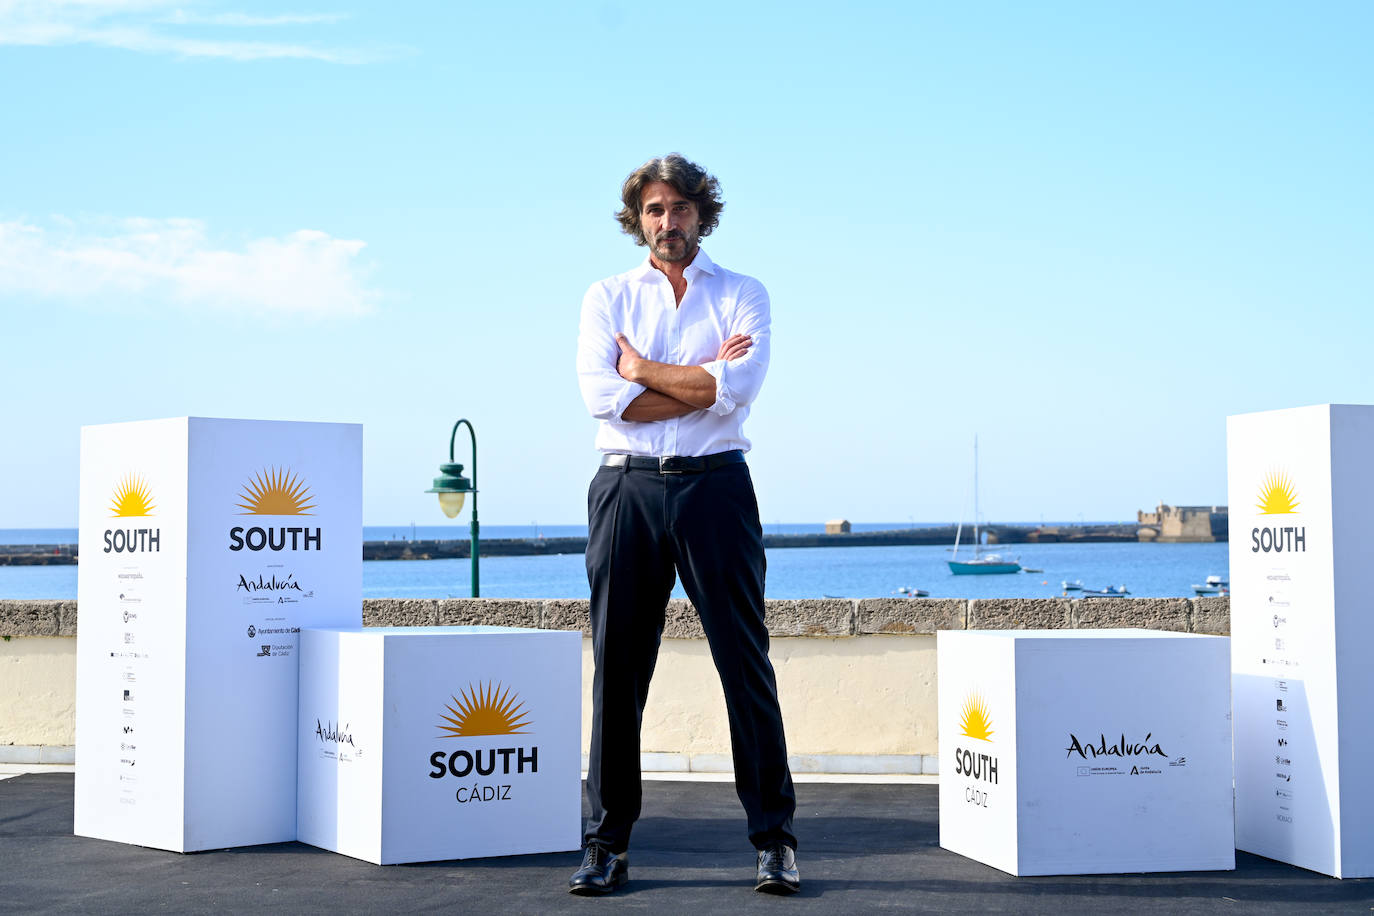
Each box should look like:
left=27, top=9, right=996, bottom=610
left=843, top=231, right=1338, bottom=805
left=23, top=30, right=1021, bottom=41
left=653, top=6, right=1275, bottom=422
left=699, top=359, right=737, bottom=416
left=608, top=380, right=649, bottom=423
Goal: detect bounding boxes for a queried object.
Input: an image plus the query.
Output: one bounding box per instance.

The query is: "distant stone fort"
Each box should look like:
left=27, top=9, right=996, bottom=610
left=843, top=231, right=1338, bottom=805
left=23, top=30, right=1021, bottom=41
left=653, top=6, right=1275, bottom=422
left=1135, top=503, right=1229, bottom=543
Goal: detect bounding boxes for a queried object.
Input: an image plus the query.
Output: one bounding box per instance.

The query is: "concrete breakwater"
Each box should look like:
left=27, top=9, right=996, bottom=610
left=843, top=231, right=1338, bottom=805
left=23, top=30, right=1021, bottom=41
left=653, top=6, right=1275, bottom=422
left=0, top=544, right=78, bottom=566
left=0, top=523, right=1164, bottom=565
left=362, top=528, right=989, bottom=560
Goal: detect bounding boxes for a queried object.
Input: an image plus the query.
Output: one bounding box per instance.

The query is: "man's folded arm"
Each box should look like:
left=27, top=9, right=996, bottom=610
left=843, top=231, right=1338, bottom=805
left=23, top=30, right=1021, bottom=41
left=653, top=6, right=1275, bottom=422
left=619, top=351, right=719, bottom=410
left=615, top=331, right=757, bottom=415
left=621, top=388, right=699, bottom=421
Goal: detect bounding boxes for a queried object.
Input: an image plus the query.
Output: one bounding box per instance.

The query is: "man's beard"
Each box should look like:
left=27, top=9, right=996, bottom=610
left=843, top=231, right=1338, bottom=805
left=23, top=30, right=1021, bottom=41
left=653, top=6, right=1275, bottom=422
left=650, top=229, right=699, bottom=262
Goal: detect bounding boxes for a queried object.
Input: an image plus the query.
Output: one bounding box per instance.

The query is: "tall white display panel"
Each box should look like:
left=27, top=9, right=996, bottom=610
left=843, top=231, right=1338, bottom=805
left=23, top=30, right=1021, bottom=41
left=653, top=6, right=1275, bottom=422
left=75, top=417, right=362, bottom=852
left=1228, top=404, right=1374, bottom=877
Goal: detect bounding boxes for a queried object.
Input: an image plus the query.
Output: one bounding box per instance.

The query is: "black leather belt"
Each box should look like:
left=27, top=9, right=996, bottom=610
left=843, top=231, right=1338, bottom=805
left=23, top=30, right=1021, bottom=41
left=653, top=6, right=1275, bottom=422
left=601, top=450, right=745, bottom=474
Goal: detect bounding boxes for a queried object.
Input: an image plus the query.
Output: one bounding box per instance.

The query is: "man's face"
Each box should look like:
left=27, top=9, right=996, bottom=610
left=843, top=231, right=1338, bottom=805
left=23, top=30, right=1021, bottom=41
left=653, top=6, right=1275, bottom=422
left=639, top=181, right=700, bottom=263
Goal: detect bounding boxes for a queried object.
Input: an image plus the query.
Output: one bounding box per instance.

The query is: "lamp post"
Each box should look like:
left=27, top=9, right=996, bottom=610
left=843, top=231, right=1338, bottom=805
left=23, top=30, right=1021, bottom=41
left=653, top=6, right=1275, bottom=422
left=425, top=419, right=479, bottom=597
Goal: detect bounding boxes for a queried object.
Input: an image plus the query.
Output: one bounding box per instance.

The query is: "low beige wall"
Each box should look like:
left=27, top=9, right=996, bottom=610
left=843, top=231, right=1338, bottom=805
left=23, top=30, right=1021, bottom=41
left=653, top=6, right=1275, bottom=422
left=0, top=597, right=1228, bottom=772
left=0, top=637, right=76, bottom=746
left=626, top=635, right=937, bottom=765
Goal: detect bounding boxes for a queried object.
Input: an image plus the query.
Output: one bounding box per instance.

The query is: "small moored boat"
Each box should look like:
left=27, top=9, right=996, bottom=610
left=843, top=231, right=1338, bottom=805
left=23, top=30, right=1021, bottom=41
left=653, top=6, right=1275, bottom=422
left=1191, top=575, right=1229, bottom=596
left=1080, top=585, right=1131, bottom=597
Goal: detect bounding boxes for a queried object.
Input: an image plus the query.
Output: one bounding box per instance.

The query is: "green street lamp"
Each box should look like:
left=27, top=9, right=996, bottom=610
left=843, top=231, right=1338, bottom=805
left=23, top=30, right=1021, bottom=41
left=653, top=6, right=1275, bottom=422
left=425, top=418, right=479, bottom=597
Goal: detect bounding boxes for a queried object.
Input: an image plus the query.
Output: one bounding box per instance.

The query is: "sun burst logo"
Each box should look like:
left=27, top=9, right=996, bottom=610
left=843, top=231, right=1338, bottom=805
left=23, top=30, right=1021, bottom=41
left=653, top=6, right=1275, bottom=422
left=438, top=683, right=531, bottom=737
left=1257, top=471, right=1299, bottom=515
left=959, top=692, right=994, bottom=742
left=110, top=474, right=155, bottom=517
left=236, top=467, right=316, bottom=516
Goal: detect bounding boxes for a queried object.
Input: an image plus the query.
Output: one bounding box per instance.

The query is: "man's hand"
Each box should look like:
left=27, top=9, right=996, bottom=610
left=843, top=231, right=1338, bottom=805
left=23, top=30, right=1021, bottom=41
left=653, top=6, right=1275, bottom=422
left=616, top=333, right=699, bottom=420
left=716, top=333, right=752, bottom=362
left=615, top=333, right=646, bottom=383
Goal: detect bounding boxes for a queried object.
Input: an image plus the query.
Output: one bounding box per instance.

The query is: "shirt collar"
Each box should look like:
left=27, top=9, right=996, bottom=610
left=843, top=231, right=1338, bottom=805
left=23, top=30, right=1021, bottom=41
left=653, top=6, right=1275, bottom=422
left=632, top=247, right=718, bottom=282
left=684, top=248, right=718, bottom=278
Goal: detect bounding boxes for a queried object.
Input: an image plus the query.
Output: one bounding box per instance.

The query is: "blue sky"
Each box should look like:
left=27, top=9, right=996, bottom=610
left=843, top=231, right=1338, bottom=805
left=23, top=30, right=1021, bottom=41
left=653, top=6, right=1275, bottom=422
left=2, top=1, right=1371, bottom=529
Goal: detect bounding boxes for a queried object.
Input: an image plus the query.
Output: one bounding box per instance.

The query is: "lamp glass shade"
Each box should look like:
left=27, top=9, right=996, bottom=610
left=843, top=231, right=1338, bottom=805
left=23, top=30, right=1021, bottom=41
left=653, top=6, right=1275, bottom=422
left=438, top=491, right=466, bottom=518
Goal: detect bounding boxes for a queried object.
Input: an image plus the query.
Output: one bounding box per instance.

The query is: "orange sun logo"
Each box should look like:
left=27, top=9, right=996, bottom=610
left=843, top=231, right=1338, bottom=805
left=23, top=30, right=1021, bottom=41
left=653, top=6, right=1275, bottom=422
left=1257, top=471, right=1299, bottom=515
left=439, top=683, right=531, bottom=737
left=110, top=474, right=155, bottom=517
left=236, top=467, right=316, bottom=516
left=959, top=692, right=994, bottom=742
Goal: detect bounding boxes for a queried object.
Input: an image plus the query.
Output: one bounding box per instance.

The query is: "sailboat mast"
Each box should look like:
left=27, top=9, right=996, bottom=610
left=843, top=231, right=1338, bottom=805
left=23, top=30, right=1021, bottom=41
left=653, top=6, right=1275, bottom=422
left=973, top=436, right=980, bottom=557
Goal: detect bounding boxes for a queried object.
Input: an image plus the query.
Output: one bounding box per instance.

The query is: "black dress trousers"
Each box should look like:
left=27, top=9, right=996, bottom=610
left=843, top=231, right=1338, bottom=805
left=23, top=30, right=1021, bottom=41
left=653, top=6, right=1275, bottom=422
left=582, top=457, right=797, bottom=853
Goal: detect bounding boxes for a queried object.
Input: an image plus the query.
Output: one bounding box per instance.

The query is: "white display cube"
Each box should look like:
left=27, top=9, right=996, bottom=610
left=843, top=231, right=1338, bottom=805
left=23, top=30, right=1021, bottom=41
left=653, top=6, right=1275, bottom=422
left=938, top=629, right=1234, bottom=876
left=297, top=626, right=583, bottom=865
left=1228, top=404, right=1374, bottom=877
left=75, top=417, right=361, bottom=852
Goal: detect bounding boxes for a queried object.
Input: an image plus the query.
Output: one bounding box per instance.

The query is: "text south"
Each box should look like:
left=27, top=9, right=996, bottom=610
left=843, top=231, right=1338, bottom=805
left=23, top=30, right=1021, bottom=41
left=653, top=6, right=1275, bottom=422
left=229, top=527, right=322, bottom=551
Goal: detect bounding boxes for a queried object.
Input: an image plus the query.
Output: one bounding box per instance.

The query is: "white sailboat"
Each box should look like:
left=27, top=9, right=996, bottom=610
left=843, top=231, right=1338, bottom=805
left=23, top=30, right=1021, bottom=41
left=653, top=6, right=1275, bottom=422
left=948, top=437, right=1021, bottom=576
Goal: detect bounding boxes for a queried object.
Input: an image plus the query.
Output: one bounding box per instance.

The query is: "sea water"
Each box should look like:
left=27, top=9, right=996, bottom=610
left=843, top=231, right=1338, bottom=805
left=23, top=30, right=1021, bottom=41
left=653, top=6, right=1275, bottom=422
left=0, top=527, right=1228, bottom=601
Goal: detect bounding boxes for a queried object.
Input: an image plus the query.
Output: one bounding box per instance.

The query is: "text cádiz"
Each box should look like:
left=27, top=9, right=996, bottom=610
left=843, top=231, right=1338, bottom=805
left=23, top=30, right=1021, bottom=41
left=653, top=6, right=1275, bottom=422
left=1251, top=526, right=1305, bottom=553
left=229, top=527, right=321, bottom=551
left=429, top=748, right=538, bottom=805
left=104, top=528, right=160, bottom=553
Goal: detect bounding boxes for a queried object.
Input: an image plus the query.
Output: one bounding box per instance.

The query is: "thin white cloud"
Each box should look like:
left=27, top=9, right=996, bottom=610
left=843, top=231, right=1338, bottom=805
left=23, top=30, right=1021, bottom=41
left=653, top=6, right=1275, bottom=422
left=160, top=11, right=348, bottom=27
left=0, top=1, right=377, bottom=62
left=0, top=216, right=377, bottom=317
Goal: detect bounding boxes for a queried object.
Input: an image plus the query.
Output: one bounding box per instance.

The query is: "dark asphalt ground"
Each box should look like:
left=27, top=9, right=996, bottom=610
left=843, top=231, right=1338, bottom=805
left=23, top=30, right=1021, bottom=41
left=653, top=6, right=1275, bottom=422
left=3, top=774, right=1374, bottom=914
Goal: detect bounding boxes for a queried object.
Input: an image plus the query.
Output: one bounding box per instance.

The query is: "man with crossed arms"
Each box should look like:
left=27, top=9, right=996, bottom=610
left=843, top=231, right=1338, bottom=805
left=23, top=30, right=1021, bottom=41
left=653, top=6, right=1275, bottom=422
left=571, top=153, right=799, bottom=896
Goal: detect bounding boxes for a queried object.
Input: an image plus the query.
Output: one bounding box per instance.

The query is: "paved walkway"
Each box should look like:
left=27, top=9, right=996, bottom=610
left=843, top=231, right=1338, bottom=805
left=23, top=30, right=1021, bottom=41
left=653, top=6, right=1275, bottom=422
left=3, top=773, right=1372, bottom=914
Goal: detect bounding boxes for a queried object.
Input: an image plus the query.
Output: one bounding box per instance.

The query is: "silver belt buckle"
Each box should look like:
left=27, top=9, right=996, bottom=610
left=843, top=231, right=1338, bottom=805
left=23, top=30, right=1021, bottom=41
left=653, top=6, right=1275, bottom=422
left=658, top=456, right=684, bottom=474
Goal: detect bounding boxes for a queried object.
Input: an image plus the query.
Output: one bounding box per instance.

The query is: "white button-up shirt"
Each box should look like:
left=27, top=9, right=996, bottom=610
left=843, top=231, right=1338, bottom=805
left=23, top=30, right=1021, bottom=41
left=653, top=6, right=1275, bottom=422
left=577, top=248, right=771, bottom=457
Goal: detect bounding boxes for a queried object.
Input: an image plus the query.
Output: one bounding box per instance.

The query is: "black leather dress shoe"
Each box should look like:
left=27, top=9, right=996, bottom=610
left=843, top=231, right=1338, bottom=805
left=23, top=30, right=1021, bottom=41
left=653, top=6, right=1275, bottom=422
left=568, top=845, right=629, bottom=896
left=755, top=843, right=800, bottom=894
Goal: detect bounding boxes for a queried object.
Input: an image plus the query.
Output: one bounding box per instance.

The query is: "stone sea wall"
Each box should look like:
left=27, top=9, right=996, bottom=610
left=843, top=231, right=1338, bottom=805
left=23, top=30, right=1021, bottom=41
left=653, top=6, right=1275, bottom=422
left=0, top=595, right=1231, bottom=638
